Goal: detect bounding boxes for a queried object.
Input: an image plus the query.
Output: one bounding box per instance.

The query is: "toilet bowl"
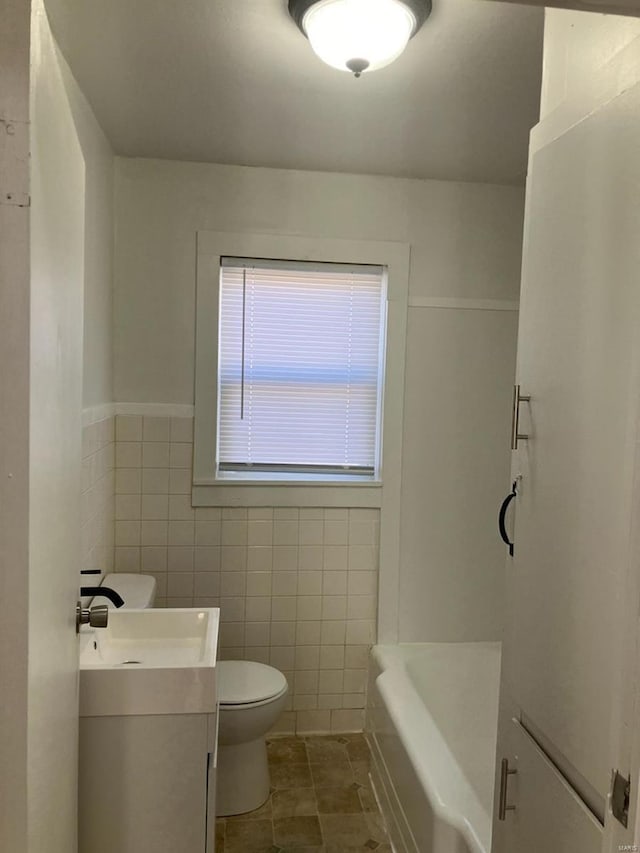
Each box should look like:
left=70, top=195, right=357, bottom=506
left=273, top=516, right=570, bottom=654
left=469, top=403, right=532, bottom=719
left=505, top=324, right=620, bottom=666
left=216, top=660, right=288, bottom=816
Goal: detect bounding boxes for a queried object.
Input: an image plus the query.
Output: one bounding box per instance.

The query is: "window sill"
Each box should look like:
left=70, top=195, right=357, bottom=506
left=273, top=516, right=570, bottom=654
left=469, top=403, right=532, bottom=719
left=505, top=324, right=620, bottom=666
left=191, top=479, right=383, bottom=508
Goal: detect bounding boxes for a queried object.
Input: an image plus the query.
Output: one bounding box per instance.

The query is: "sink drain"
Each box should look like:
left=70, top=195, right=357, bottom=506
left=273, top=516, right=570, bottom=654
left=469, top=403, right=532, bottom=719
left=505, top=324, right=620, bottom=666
left=121, top=660, right=141, bottom=665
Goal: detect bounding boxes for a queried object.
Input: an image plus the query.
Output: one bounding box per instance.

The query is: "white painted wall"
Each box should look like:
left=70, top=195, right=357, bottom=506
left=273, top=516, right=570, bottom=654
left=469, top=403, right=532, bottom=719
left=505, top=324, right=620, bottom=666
left=59, top=62, right=114, bottom=409
left=540, top=7, right=640, bottom=118
left=29, top=2, right=85, bottom=849
left=114, top=160, right=523, bottom=643
left=114, top=160, right=523, bottom=404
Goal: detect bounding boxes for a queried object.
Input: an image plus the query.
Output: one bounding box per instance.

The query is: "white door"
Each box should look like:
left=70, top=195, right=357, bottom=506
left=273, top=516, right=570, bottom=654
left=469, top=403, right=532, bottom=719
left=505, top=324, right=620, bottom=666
left=492, top=72, right=640, bottom=852
left=1, top=1, right=85, bottom=850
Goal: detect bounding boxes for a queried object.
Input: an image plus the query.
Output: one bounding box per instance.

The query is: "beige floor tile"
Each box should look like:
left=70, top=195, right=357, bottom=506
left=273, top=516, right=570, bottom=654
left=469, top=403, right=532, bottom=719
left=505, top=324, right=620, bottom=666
left=271, top=788, right=318, bottom=818
left=273, top=815, right=323, bottom=847
left=315, top=785, right=363, bottom=814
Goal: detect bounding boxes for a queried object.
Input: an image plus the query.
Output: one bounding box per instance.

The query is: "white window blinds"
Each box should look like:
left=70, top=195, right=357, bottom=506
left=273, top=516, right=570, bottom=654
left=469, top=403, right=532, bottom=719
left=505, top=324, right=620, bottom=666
left=217, top=257, right=386, bottom=478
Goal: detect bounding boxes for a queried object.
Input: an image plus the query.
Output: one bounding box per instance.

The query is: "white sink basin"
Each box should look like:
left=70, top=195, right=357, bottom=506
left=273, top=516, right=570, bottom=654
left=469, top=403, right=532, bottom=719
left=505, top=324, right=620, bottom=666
left=79, top=608, right=219, bottom=717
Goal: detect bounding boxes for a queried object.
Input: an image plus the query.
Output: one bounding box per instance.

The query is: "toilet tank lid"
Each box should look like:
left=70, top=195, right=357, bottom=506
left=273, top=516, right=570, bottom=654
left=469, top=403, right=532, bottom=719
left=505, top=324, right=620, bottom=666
left=217, top=661, right=288, bottom=705
left=99, top=573, right=156, bottom=609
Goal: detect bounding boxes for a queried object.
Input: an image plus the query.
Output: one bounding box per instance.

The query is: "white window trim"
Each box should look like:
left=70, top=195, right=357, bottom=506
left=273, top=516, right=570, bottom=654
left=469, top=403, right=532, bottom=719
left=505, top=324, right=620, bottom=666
left=193, top=230, right=410, bottom=509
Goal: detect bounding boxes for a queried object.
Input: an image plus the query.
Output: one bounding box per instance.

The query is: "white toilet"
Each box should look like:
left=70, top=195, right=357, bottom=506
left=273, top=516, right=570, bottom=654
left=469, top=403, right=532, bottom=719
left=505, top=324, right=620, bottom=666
left=85, top=572, right=288, bottom=816
left=216, top=660, right=288, bottom=816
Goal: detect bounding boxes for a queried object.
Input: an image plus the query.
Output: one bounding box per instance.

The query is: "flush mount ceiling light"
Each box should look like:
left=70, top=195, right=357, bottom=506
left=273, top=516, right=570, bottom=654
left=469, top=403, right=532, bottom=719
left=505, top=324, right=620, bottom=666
left=289, top=0, right=431, bottom=77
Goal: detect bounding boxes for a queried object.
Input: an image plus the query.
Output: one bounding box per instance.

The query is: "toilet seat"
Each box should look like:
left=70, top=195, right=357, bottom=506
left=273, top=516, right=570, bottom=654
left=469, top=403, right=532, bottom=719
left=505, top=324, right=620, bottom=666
left=217, top=660, right=288, bottom=708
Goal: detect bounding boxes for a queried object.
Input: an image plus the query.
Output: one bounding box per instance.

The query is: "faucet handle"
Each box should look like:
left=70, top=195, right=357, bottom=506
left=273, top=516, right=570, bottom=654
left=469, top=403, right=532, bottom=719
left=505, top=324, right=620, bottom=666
left=76, top=602, right=109, bottom=633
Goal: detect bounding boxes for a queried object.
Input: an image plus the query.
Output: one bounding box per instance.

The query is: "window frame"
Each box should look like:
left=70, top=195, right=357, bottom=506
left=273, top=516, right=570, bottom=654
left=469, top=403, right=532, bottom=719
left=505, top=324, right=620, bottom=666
left=193, top=231, right=410, bottom=508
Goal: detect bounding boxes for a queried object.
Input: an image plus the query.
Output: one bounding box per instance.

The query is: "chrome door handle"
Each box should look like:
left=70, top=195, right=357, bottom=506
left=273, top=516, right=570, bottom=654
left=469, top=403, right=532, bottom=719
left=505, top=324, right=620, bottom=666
left=76, top=602, right=109, bottom=633
left=511, top=385, right=531, bottom=450
left=498, top=757, right=517, bottom=820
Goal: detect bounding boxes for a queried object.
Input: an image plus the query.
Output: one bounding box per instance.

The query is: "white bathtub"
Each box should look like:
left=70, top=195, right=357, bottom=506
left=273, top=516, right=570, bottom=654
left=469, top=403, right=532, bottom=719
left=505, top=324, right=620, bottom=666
left=365, top=642, right=501, bottom=853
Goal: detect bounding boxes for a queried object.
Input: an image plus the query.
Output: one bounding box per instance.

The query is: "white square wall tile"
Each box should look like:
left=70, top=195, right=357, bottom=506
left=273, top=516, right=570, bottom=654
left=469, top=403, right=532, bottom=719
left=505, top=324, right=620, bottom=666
left=168, top=520, right=194, bottom=547
left=273, top=520, right=299, bottom=546
left=143, top=416, right=170, bottom=442
left=194, top=547, right=221, bottom=572
left=322, top=596, right=347, bottom=621
left=115, top=520, right=141, bottom=546
left=324, top=508, right=348, bottom=521
left=343, top=694, right=366, bottom=709
left=296, top=621, right=321, bottom=646
left=331, top=709, right=364, bottom=733
left=348, top=545, right=377, bottom=571
left=347, top=595, right=377, bottom=620
left=222, top=508, right=248, bottom=520
left=167, top=572, right=194, bottom=597
left=194, top=572, right=221, bottom=597
left=195, top=520, right=221, bottom=546
left=169, top=494, right=195, bottom=520
left=114, top=546, right=140, bottom=572
left=246, top=571, right=272, bottom=596
left=347, top=572, right=377, bottom=596
left=295, top=645, right=320, bottom=670
left=248, top=508, right=274, bottom=521
left=343, top=669, right=367, bottom=693
left=348, top=521, right=375, bottom=546
left=294, top=670, right=319, bottom=694
left=319, top=670, right=344, bottom=694
left=270, top=622, right=296, bottom=646
left=272, top=572, right=297, bottom=596
left=296, top=710, right=331, bottom=734
left=318, top=695, right=343, bottom=710
left=345, top=620, right=375, bottom=645
left=297, top=596, right=322, bottom=621
left=115, top=468, right=141, bottom=495
left=245, top=622, right=270, bottom=646
left=220, top=597, right=246, bottom=622
left=323, top=572, right=347, bottom=596
left=270, top=647, right=295, bottom=670
left=324, top=521, right=348, bottom=546
left=115, top=442, right=141, bottom=469
left=169, top=468, right=191, bottom=494
left=169, top=443, right=193, bottom=468
left=116, top=415, right=142, bottom=442
left=141, top=546, right=168, bottom=572
left=141, top=494, right=169, bottom=521
left=167, top=546, right=194, bottom=572
left=220, top=546, right=247, bottom=572
left=221, top=572, right=246, bottom=597
left=297, top=571, right=322, bottom=596
left=273, top=546, right=298, bottom=571
left=142, top=468, right=169, bottom=495
left=293, top=695, right=317, bottom=711
left=141, top=521, right=168, bottom=546
left=115, top=494, right=141, bottom=521
left=247, top=547, right=273, bottom=572
left=248, top=521, right=273, bottom=546
left=273, top=507, right=299, bottom=521
left=170, top=417, right=193, bottom=443
left=271, top=596, right=297, bottom=621
left=345, top=645, right=369, bottom=669
left=319, top=646, right=345, bottom=670
left=323, top=546, right=348, bottom=571
left=142, top=442, right=170, bottom=468
left=299, top=520, right=324, bottom=545
left=245, top=597, right=271, bottom=622
left=298, top=546, right=323, bottom=571
left=321, top=620, right=346, bottom=645
left=221, top=520, right=248, bottom=546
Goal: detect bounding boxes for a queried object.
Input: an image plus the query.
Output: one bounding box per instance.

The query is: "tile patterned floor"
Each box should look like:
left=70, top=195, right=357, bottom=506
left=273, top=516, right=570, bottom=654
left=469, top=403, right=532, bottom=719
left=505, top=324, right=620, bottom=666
left=216, top=734, right=392, bottom=853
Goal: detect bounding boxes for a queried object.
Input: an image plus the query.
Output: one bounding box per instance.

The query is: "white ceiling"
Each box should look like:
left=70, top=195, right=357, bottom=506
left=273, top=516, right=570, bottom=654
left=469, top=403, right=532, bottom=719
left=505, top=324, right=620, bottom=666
left=45, top=0, right=543, bottom=185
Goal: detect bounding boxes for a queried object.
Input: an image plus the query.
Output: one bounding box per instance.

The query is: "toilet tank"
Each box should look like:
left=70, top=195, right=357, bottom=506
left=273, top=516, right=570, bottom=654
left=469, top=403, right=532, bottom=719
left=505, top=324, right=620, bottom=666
left=94, top=573, right=157, bottom=609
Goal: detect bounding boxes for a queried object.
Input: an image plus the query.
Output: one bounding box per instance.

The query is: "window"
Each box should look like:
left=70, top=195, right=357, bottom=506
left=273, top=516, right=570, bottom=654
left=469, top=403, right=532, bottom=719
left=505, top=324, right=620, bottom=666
left=193, top=232, right=409, bottom=508
left=217, top=258, right=386, bottom=482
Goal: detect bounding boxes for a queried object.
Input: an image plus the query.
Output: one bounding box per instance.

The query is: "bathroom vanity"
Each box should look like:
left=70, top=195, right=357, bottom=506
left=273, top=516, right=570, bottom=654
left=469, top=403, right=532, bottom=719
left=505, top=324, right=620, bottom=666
left=78, top=608, right=220, bottom=853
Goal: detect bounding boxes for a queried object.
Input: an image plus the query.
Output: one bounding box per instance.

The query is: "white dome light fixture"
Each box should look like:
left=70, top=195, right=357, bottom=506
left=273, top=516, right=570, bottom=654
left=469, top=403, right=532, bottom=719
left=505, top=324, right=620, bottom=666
left=289, top=0, right=431, bottom=77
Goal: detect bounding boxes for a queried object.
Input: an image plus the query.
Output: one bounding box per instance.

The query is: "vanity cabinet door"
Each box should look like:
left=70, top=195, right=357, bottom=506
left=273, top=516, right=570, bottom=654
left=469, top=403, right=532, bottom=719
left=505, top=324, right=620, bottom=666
left=79, top=713, right=209, bottom=853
